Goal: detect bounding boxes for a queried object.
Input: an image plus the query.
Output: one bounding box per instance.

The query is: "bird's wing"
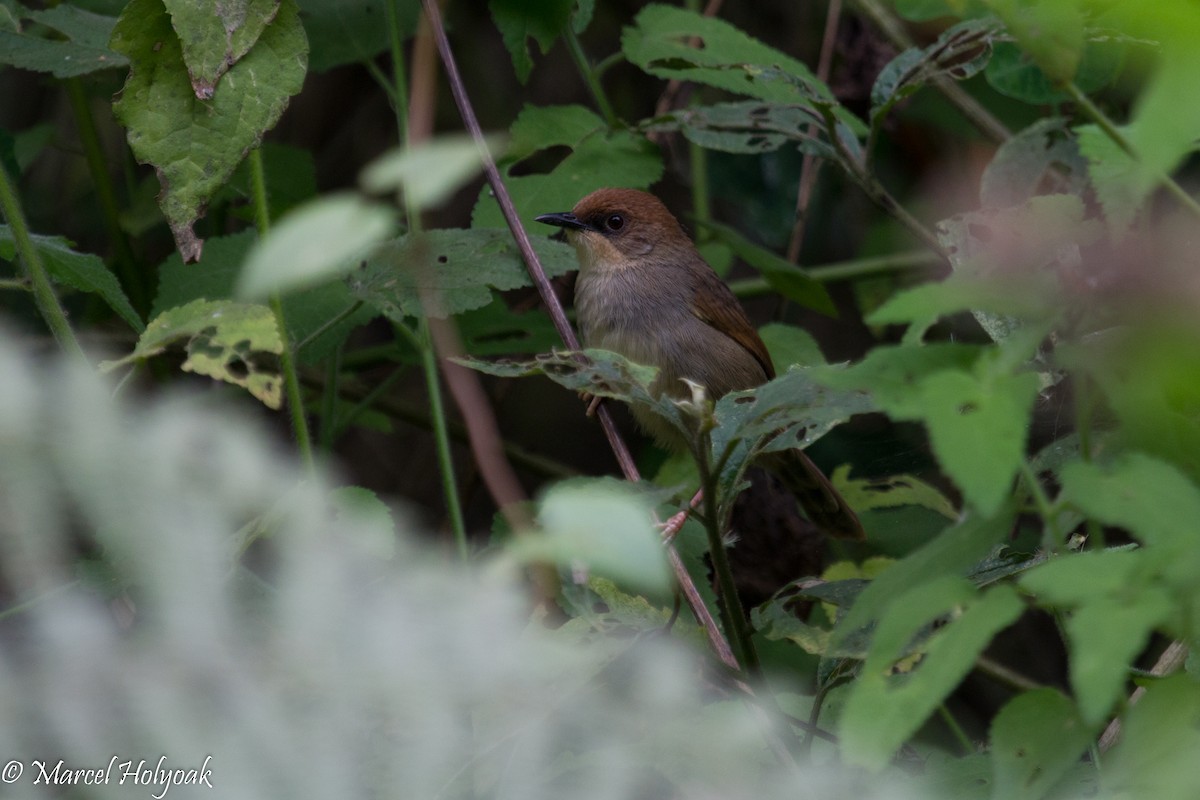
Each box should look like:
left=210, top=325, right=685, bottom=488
left=689, top=263, right=776, bottom=381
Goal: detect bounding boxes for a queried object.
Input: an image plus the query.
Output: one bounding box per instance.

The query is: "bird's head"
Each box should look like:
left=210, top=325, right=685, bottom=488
left=535, top=188, right=691, bottom=271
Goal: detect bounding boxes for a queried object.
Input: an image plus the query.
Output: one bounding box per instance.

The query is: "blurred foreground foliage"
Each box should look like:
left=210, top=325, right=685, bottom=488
left=2, top=1, right=1200, bottom=797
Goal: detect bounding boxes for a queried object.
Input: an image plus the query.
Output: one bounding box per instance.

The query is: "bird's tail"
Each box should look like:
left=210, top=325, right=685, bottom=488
left=761, top=450, right=865, bottom=540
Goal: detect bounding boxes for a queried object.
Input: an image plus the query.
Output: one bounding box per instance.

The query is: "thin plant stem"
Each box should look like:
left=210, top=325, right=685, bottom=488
left=0, top=278, right=31, bottom=291
left=319, top=341, right=343, bottom=452
left=248, top=148, right=314, bottom=471
left=0, top=161, right=85, bottom=360
left=1063, top=81, right=1200, bottom=220
left=975, top=655, right=1044, bottom=693
left=385, top=0, right=413, bottom=147
left=565, top=28, right=617, bottom=127
left=295, top=300, right=365, bottom=354
left=64, top=77, right=146, bottom=322
left=938, top=704, right=975, bottom=755
left=1019, top=459, right=1064, bottom=551
left=728, top=249, right=940, bottom=297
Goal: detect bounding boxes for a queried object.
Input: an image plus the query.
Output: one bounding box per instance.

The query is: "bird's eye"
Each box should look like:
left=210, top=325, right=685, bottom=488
left=604, top=214, right=625, bottom=232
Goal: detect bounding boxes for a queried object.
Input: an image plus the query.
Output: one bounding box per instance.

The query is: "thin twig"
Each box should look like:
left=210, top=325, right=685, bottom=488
left=422, top=0, right=741, bottom=672
left=1098, top=640, right=1189, bottom=752
left=786, top=0, right=842, bottom=263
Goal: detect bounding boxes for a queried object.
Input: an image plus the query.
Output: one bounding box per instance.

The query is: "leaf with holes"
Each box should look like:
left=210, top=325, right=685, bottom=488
left=110, top=0, right=307, bottom=262
left=832, top=465, right=958, bottom=519
left=0, top=4, right=127, bottom=77
left=870, top=18, right=1000, bottom=137
left=350, top=228, right=578, bottom=319
left=488, top=0, right=573, bottom=83
left=472, top=105, right=662, bottom=229
left=980, top=118, right=1088, bottom=208
left=100, top=298, right=283, bottom=408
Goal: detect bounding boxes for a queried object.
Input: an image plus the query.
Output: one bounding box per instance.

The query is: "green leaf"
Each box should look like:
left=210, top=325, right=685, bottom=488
left=298, top=0, right=414, bottom=73
left=832, top=465, right=958, bottom=519
left=351, top=228, right=578, bottom=319
left=990, top=689, right=1095, bottom=800
left=153, top=230, right=378, bottom=364
left=237, top=194, right=394, bottom=299
left=100, top=298, right=283, bottom=408
left=456, top=299, right=563, bottom=357
left=816, top=342, right=983, bottom=419
left=0, top=4, right=128, bottom=77
left=361, top=134, right=503, bottom=211
left=162, top=0, right=278, bottom=98
left=696, top=219, right=836, bottom=316
left=623, top=4, right=835, bottom=106
left=472, top=105, right=662, bottom=229
left=870, top=19, right=999, bottom=135
left=984, top=37, right=1123, bottom=105
left=110, top=0, right=308, bottom=263
left=520, top=479, right=671, bottom=596
left=1077, top=123, right=1144, bottom=234
left=832, top=510, right=1014, bottom=648
left=986, top=0, right=1084, bottom=86
left=980, top=117, right=1088, bottom=207
left=0, top=227, right=143, bottom=332
left=1102, top=674, right=1200, bottom=800
left=839, top=579, right=1024, bottom=769
left=758, top=322, right=826, bottom=370
left=488, top=0, right=573, bottom=83
left=918, top=366, right=1040, bottom=516
left=894, top=0, right=988, bottom=21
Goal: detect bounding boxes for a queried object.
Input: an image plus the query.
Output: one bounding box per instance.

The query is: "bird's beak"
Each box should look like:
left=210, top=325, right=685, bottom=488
left=534, top=212, right=593, bottom=232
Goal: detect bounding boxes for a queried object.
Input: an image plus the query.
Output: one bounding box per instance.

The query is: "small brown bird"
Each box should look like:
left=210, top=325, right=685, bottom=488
left=536, top=188, right=864, bottom=540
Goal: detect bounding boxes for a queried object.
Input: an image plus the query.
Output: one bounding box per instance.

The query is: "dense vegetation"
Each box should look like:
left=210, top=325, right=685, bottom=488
left=2, top=1, right=1199, bottom=798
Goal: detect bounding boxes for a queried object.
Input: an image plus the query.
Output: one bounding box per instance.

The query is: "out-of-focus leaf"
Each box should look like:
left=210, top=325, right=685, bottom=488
left=237, top=194, right=394, bottom=299
left=1102, top=674, right=1200, bottom=800
left=988, top=0, right=1085, bottom=86
left=984, top=37, right=1124, bottom=104
left=0, top=227, right=143, bottom=332
left=980, top=117, right=1088, bottom=207
left=162, top=0, right=279, bottom=97
left=362, top=135, right=503, bottom=210
left=100, top=298, right=283, bottom=408
left=110, top=0, right=307, bottom=262
left=1077, top=123, right=1143, bottom=234
left=758, top=322, right=826, bottom=370
left=351, top=228, right=577, bottom=319
left=840, top=579, right=1024, bottom=769
left=990, top=689, right=1095, bottom=800
left=894, top=0, right=988, bottom=21
left=0, top=4, right=127, bottom=77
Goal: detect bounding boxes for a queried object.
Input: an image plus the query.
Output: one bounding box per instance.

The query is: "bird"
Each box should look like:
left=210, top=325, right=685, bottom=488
left=535, top=187, right=864, bottom=540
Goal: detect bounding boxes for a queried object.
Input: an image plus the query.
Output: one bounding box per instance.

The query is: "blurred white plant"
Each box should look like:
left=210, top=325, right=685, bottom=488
left=0, top=332, right=913, bottom=800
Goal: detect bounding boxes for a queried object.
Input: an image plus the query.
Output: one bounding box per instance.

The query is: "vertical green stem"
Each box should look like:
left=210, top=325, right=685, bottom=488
left=564, top=29, right=617, bottom=127
left=248, top=148, right=314, bottom=471
left=0, top=161, right=85, bottom=359
left=695, top=434, right=758, bottom=674
left=64, top=78, right=146, bottom=322
left=384, top=0, right=412, bottom=147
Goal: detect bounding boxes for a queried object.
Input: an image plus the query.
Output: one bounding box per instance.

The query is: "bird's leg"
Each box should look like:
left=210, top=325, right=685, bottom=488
left=581, top=391, right=603, bottom=416
left=659, top=488, right=705, bottom=543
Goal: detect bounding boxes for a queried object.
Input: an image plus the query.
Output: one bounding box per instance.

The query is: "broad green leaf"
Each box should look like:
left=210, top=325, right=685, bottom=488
left=521, top=479, right=671, bottom=596
left=870, top=19, right=999, bottom=135
left=990, top=689, right=1094, bottom=800
left=1102, top=674, right=1200, bottom=800
left=0, top=227, right=143, bottom=332
left=153, top=230, right=378, bottom=364
left=758, top=322, right=826, bottom=370
left=752, top=600, right=835, bottom=657
left=456, top=299, right=562, bottom=357
left=696, top=219, right=836, bottom=316
left=111, top=0, right=308, bottom=263
left=100, top=298, right=283, bottom=408
left=984, top=37, right=1124, bottom=105
left=980, top=117, right=1088, bottom=207
left=362, top=135, right=503, bottom=210
left=330, top=485, right=396, bottom=538
left=643, top=102, right=808, bottom=156
left=351, top=228, right=578, bottom=319
left=298, top=0, right=415, bottom=73
left=839, top=579, right=1024, bottom=769
left=1058, top=455, right=1200, bottom=578
left=831, top=510, right=1013, bottom=647
left=986, top=0, right=1084, bottom=85
left=1077, top=123, right=1144, bottom=234
left=0, top=4, right=127, bottom=77
left=816, top=342, right=982, bottom=419
left=237, top=194, right=394, bottom=299
left=488, top=0, right=573, bottom=83
left=832, top=464, right=958, bottom=519
left=472, top=105, right=662, bottom=229
left=623, top=5, right=835, bottom=106
left=1019, top=548, right=1146, bottom=605
left=163, top=0, right=278, bottom=97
